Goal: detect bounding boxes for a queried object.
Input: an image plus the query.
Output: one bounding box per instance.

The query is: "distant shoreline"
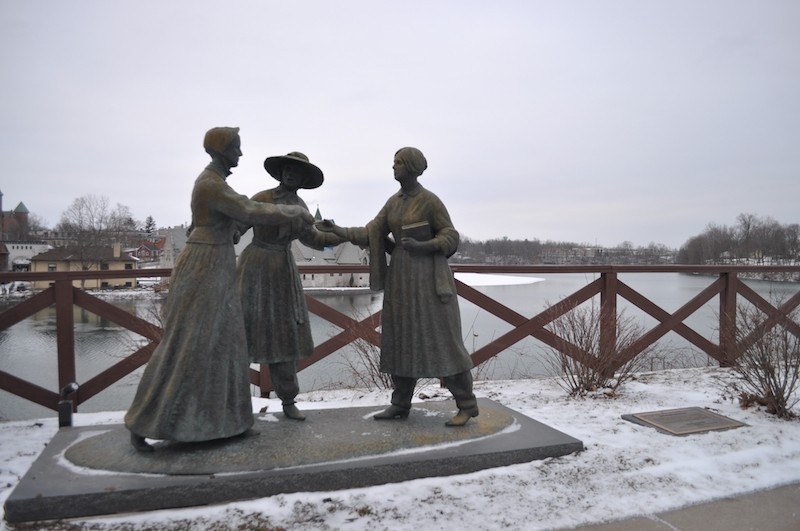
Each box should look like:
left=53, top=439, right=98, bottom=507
left=686, top=271, right=800, bottom=283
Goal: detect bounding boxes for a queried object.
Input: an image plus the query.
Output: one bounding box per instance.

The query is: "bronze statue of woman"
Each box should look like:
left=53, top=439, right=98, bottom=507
left=124, top=127, right=314, bottom=451
left=237, top=152, right=345, bottom=420
left=317, top=147, right=478, bottom=426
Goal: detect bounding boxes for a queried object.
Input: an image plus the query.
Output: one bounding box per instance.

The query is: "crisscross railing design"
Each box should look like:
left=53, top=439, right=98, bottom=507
left=1, top=265, right=799, bottom=412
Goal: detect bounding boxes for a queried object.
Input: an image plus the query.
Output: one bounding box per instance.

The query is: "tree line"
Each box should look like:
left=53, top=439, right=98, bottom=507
left=25, top=195, right=157, bottom=272
left=452, top=237, right=675, bottom=265
left=676, top=213, right=800, bottom=265
left=35, top=195, right=157, bottom=245
left=20, top=197, right=798, bottom=266
left=451, top=213, right=798, bottom=265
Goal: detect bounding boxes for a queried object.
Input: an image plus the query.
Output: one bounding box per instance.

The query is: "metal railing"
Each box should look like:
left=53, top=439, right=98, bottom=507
left=2, top=265, right=799, bottom=412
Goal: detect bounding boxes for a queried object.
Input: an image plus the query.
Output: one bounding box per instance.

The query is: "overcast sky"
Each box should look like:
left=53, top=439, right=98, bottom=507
left=1, top=1, right=797, bottom=248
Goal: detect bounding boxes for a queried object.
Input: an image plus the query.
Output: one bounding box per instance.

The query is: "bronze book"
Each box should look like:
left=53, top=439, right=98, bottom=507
left=401, top=221, right=432, bottom=241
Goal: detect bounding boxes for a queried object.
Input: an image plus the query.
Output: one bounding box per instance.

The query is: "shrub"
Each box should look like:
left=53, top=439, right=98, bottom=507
left=729, top=297, right=800, bottom=419
left=336, top=322, right=393, bottom=391
left=542, top=302, right=659, bottom=397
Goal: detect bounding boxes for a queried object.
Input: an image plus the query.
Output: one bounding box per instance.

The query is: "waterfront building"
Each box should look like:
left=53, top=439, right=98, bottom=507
left=29, top=243, right=138, bottom=290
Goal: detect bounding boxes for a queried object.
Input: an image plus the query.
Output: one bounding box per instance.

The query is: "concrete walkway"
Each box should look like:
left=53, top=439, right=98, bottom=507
left=563, top=481, right=800, bottom=531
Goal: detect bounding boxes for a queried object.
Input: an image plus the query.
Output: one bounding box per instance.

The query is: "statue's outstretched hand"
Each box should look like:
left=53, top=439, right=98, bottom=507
left=314, top=219, right=336, bottom=232
left=314, top=219, right=349, bottom=239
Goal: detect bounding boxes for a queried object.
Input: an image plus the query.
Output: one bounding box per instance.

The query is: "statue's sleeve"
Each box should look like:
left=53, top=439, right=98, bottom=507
left=213, top=182, right=291, bottom=226
left=428, top=193, right=460, bottom=258
left=343, top=204, right=391, bottom=291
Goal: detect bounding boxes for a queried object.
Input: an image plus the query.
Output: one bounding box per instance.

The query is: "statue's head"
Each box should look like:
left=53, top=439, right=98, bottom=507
left=203, top=127, right=240, bottom=157
left=394, top=147, right=427, bottom=177
left=263, top=151, right=324, bottom=189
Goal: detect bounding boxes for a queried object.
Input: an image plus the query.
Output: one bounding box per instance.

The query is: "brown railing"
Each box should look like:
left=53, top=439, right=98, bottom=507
left=2, top=265, right=800, bottom=413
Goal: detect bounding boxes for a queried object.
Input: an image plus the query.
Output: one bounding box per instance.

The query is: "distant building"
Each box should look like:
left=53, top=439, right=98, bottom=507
left=29, top=243, right=138, bottom=290
left=0, top=190, right=31, bottom=241
left=35, top=229, right=78, bottom=249
left=0, top=190, right=51, bottom=271
left=0, top=240, right=52, bottom=272
left=154, top=225, right=189, bottom=268
left=292, top=238, right=370, bottom=289
left=233, top=207, right=370, bottom=289
left=129, top=239, right=164, bottom=264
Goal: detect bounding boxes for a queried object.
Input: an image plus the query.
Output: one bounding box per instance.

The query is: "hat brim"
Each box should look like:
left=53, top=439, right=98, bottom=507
left=264, top=156, right=324, bottom=189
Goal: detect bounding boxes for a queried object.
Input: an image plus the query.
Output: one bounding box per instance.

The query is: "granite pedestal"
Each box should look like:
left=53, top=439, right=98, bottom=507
left=4, top=398, right=583, bottom=523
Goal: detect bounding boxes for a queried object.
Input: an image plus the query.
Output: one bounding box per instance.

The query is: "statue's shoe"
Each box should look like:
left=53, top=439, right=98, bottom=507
left=130, top=432, right=154, bottom=452
left=445, top=407, right=479, bottom=427
left=283, top=403, right=306, bottom=421
left=373, top=405, right=410, bottom=420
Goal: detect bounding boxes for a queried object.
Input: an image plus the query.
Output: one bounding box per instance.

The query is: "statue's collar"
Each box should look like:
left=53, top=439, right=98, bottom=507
left=272, top=186, right=298, bottom=201
left=206, top=162, right=232, bottom=178
left=397, top=184, right=422, bottom=200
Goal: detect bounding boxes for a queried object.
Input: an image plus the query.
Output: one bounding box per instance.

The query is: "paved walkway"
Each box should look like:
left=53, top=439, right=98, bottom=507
left=563, top=481, right=800, bottom=531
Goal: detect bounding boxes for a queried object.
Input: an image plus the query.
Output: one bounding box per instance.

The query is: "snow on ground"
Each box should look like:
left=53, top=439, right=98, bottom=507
left=1, top=367, right=799, bottom=530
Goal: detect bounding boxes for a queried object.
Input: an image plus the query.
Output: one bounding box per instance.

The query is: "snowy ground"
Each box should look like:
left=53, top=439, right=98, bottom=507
left=2, top=367, right=799, bottom=530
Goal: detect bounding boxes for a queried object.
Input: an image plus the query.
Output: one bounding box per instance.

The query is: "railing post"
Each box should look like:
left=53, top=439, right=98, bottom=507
left=600, top=271, right=618, bottom=373
left=719, top=272, right=737, bottom=367
left=54, top=278, right=78, bottom=410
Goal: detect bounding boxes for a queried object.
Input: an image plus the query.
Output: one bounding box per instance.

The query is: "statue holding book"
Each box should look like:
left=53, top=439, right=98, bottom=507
left=316, top=147, right=478, bottom=426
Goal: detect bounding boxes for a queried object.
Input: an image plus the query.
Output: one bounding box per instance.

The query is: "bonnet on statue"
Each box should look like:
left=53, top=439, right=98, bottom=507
left=203, top=127, right=240, bottom=155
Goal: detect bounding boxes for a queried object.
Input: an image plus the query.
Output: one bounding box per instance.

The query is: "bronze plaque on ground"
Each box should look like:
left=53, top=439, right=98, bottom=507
left=622, top=407, right=746, bottom=436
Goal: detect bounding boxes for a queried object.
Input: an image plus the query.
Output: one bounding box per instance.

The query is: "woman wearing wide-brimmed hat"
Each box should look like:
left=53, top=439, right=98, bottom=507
left=236, top=152, right=345, bottom=420
left=316, top=147, right=478, bottom=426
left=125, top=129, right=314, bottom=452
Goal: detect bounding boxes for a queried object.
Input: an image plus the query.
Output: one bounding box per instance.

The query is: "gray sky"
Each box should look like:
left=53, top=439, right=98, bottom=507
left=1, top=1, right=798, bottom=249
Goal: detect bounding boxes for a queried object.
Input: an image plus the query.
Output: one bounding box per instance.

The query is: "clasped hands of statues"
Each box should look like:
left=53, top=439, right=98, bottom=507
left=315, top=220, right=437, bottom=255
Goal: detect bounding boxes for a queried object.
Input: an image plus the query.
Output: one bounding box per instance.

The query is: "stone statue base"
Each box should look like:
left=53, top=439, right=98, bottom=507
left=4, top=398, right=582, bottom=523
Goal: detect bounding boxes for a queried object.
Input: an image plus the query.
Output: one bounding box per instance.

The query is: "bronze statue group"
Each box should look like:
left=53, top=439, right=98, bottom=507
left=124, top=127, right=478, bottom=452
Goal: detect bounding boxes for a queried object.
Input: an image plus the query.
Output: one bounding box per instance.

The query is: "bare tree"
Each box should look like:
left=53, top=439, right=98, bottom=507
left=736, top=212, right=758, bottom=259
left=785, top=224, right=800, bottom=262
left=57, top=194, right=109, bottom=243
left=704, top=223, right=736, bottom=261
left=107, top=203, right=140, bottom=245
left=27, top=212, right=50, bottom=235
left=755, top=217, right=786, bottom=261
left=55, top=194, right=140, bottom=275
left=678, top=233, right=713, bottom=264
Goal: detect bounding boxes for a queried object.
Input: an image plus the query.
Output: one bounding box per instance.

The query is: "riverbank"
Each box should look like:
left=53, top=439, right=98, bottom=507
left=688, top=270, right=800, bottom=283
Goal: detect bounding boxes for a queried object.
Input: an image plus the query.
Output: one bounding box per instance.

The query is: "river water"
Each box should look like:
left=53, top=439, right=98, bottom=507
left=1, top=272, right=797, bottom=420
